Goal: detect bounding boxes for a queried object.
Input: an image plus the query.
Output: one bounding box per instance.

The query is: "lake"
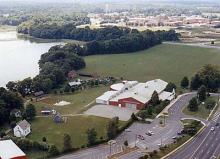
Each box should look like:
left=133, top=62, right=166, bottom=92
left=0, top=31, right=63, bottom=87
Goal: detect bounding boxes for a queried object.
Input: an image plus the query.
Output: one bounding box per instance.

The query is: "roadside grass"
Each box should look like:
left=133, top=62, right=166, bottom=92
left=182, top=96, right=218, bottom=119
left=82, top=44, right=220, bottom=88
left=28, top=115, right=125, bottom=151
left=151, top=135, right=191, bottom=159
left=31, top=86, right=109, bottom=115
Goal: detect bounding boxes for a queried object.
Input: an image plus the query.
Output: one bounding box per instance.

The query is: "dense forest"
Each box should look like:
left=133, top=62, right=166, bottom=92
left=47, top=29, right=180, bottom=56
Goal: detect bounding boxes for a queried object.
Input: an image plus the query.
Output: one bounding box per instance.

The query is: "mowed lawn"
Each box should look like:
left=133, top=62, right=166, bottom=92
left=28, top=116, right=116, bottom=150
left=82, top=44, right=220, bottom=85
left=183, top=96, right=218, bottom=119
left=32, top=86, right=109, bottom=115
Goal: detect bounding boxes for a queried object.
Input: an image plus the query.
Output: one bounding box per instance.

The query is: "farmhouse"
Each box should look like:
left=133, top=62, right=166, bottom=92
left=13, top=120, right=31, bottom=137
left=0, top=140, right=27, bottom=159
left=96, top=79, right=175, bottom=110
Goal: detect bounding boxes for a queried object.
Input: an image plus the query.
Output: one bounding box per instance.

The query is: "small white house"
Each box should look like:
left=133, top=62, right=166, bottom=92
left=13, top=120, right=31, bottom=138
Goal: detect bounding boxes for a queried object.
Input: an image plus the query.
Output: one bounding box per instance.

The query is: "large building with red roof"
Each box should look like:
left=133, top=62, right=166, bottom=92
left=96, top=79, right=175, bottom=110
left=0, top=140, right=27, bottom=159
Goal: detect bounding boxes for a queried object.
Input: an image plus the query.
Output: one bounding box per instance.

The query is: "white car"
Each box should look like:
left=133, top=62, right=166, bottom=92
left=211, top=127, right=215, bottom=131
left=148, top=130, right=154, bottom=135
left=125, top=128, right=131, bottom=132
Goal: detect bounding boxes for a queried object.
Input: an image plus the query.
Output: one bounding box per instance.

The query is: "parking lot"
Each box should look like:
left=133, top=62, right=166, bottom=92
left=84, top=104, right=138, bottom=121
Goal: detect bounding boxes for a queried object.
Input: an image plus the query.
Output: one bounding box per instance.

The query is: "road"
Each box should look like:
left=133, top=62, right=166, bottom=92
left=168, top=99, right=220, bottom=159
left=57, top=93, right=215, bottom=159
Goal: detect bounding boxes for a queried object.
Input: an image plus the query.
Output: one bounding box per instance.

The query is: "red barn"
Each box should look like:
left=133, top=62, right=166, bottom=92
left=0, top=140, right=27, bottom=159
left=96, top=79, right=175, bottom=110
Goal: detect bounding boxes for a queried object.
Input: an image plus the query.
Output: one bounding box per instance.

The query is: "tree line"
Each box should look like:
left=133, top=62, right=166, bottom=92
left=0, top=88, right=23, bottom=127
left=48, top=29, right=180, bottom=56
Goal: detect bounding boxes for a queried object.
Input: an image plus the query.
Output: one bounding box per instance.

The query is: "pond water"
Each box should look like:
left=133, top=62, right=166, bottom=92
left=0, top=31, right=63, bottom=87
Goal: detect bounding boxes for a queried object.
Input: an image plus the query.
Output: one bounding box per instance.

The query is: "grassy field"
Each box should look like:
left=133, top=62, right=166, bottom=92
left=82, top=44, right=220, bottom=86
left=31, top=86, right=109, bottom=115
left=183, top=96, right=218, bottom=119
left=28, top=116, right=124, bottom=150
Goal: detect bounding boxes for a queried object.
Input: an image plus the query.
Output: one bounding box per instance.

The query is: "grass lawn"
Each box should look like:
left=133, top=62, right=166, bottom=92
left=31, top=86, right=109, bottom=115
left=183, top=96, right=218, bottom=119
left=82, top=44, right=220, bottom=87
left=28, top=116, right=125, bottom=151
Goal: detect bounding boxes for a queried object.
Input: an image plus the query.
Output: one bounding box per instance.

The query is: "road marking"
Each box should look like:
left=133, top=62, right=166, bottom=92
left=189, top=129, right=212, bottom=159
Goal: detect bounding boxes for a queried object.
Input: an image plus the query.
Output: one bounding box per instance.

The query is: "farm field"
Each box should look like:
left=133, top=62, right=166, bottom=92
left=82, top=44, right=220, bottom=86
left=31, top=86, right=109, bottom=115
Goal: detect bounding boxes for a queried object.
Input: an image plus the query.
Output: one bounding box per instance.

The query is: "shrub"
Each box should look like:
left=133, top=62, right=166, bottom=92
left=48, top=145, right=60, bottom=157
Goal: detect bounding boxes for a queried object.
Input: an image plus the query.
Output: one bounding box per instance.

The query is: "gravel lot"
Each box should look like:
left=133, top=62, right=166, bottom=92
left=84, top=104, right=138, bottom=121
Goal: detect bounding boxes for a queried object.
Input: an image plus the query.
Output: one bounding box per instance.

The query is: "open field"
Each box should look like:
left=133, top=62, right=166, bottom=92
left=31, top=86, right=109, bottom=115
left=28, top=116, right=124, bottom=150
left=183, top=96, right=218, bottom=119
left=82, top=44, right=220, bottom=87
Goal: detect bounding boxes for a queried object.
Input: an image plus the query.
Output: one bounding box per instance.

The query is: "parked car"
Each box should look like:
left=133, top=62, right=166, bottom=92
left=148, top=130, right=154, bottom=135
left=125, top=128, right=131, bottom=132
left=137, top=135, right=145, bottom=140
left=146, top=132, right=152, bottom=136
left=211, top=127, right=215, bottom=131
left=215, top=123, right=219, bottom=127
left=172, top=136, right=177, bottom=139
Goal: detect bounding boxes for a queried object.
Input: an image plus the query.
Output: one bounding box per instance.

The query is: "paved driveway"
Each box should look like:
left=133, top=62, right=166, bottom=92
left=84, top=104, right=138, bottom=121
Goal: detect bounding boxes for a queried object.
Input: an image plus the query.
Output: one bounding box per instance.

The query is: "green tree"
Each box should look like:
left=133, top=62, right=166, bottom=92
left=48, top=145, right=60, bottom=157
left=205, top=99, right=216, bottom=110
left=86, top=128, right=97, bottom=146
left=181, top=76, right=189, bottom=88
left=150, top=91, right=160, bottom=106
left=25, top=104, right=36, bottom=120
left=197, top=85, right=207, bottom=102
left=165, top=82, right=176, bottom=92
left=63, top=133, right=72, bottom=152
left=107, top=117, right=119, bottom=140
left=187, top=97, right=198, bottom=112
left=124, top=140, right=128, bottom=146
left=190, top=74, right=201, bottom=90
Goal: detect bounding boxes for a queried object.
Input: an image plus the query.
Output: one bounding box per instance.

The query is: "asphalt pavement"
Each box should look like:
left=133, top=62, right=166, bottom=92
left=57, top=92, right=218, bottom=159
left=168, top=98, right=220, bottom=159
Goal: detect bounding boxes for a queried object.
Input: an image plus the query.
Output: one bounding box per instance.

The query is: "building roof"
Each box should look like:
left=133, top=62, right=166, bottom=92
left=34, top=91, right=44, bottom=97
left=10, top=109, right=21, bottom=114
left=17, top=120, right=30, bottom=131
left=110, top=79, right=168, bottom=104
left=96, top=79, right=174, bottom=105
left=69, top=81, right=82, bottom=87
left=159, top=90, right=175, bottom=101
left=96, top=91, right=117, bottom=101
left=0, top=140, right=26, bottom=159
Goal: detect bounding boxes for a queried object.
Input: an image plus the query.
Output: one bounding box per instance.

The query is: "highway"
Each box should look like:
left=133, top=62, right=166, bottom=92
left=168, top=102, right=220, bottom=159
